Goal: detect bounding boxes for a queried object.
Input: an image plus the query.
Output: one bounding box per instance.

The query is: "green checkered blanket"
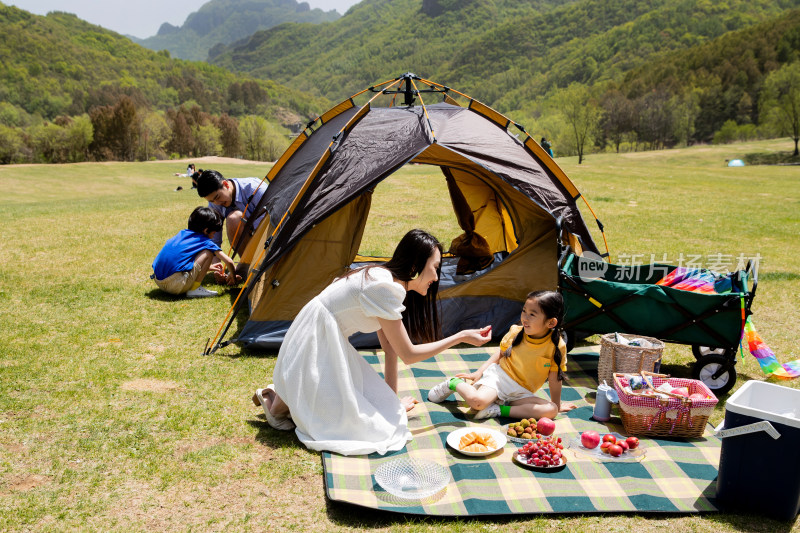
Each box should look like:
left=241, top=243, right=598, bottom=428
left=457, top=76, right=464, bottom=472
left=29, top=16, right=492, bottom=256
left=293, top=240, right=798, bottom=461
left=322, top=347, right=721, bottom=515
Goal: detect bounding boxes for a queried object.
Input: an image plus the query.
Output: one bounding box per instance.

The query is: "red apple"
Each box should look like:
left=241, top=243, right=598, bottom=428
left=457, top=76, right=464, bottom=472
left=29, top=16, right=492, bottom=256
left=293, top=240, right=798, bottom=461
left=617, top=440, right=629, bottom=452
left=609, top=444, right=624, bottom=457
left=536, top=417, right=556, bottom=436
left=600, top=441, right=612, bottom=454
left=689, top=393, right=707, bottom=401
left=580, top=430, right=601, bottom=449
left=602, top=434, right=617, bottom=444
left=671, top=387, right=689, bottom=397
left=625, top=436, right=639, bottom=449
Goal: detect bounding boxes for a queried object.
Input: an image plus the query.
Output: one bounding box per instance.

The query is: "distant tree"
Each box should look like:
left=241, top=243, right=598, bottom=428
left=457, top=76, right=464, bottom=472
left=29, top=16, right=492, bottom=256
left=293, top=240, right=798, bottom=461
left=262, top=120, right=290, bottom=161
left=712, top=120, right=740, bottom=144
left=167, top=108, right=194, bottom=157
left=89, top=96, right=140, bottom=161
left=240, top=115, right=269, bottom=161
left=30, top=122, right=68, bottom=163
left=193, top=123, right=222, bottom=157
left=670, top=91, right=700, bottom=147
left=139, top=111, right=170, bottom=160
left=89, top=105, right=116, bottom=160
left=760, top=62, right=800, bottom=156
left=0, top=125, right=26, bottom=164
left=65, top=114, right=93, bottom=162
left=634, top=89, right=675, bottom=150
left=112, top=97, right=140, bottom=161
left=555, top=83, right=601, bottom=164
left=600, top=89, right=634, bottom=153
left=216, top=114, right=241, bottom=158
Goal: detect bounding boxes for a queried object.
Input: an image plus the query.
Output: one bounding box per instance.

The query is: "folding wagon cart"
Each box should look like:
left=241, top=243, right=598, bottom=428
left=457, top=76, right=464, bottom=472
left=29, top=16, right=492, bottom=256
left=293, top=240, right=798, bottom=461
left=558, top=248, right=758, bottom=395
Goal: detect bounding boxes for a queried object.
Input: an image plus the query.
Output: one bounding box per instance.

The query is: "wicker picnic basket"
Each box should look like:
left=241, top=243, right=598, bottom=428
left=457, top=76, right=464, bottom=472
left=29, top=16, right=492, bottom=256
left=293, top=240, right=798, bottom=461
left=613, top=371, right=718, bottom=438
left=598, top=333, right=664, bottom=386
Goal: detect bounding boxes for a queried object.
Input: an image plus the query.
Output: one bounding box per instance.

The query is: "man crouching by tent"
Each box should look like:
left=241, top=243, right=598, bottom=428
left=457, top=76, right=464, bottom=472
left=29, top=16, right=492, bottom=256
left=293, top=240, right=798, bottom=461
left=195, top=170, right=267, bottom=282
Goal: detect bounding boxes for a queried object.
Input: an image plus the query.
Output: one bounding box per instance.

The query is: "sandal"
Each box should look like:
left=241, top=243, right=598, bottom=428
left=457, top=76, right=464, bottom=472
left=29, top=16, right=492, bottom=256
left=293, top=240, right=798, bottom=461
left=254, top=385, right=295, bottom=431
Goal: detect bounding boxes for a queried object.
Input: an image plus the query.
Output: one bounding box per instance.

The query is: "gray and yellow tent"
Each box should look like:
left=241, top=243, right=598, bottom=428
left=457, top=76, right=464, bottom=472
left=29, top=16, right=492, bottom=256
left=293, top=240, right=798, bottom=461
left=205, top=73, right=607, bottom=354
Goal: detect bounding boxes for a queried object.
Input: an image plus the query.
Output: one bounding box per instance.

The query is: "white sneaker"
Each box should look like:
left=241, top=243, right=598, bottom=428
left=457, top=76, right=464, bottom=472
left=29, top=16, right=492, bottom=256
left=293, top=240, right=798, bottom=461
left=473, top=403, right=501, bottom=419
left=427, top=379, right=453, bottom=403
left=186, top=286, right=218, bottom=298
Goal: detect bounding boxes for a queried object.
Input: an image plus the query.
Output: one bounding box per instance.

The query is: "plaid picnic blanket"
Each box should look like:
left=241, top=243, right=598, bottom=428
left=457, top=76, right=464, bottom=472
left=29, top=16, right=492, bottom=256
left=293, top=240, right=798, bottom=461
left=322, top=346, right=721, bottom=516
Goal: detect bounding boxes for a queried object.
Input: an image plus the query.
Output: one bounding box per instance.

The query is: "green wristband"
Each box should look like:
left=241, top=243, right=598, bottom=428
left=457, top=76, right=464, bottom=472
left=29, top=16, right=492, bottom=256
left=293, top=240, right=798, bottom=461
left=499, top=405, right=511, bottom=417
left=448, top=377, right=465, bottom=391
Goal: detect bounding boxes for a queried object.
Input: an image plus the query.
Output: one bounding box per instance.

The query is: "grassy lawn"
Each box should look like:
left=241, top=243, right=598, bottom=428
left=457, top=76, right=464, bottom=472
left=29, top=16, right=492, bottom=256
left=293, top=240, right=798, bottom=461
left=1, top=140, right=798, bottom=531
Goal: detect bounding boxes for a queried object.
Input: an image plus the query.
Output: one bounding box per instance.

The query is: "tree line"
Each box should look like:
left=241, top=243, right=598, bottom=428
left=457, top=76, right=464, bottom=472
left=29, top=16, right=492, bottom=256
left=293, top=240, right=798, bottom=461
left=0, top=95, right=291, bottom=164
left=552, top=62, right=800, bottom=163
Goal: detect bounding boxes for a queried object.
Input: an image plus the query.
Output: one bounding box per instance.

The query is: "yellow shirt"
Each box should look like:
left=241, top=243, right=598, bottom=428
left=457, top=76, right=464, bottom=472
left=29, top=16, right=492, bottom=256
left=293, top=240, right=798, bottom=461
left=498, top=326, right=567, bottom=394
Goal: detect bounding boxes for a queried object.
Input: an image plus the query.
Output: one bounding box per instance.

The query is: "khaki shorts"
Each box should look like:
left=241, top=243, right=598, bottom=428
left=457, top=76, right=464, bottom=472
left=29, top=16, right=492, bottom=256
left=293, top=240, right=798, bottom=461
left=474, top=363, right=535, bottom=404
left=154, top=262, right=204, bottom=295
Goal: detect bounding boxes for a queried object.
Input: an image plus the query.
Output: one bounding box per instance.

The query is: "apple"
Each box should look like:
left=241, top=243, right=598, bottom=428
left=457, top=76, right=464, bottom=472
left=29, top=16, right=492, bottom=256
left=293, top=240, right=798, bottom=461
left=671, top=387, right=689, bottom=397
left=689, top=393, right=707, bottom=401
left=537, top=417, right=556, bottom=436
left=617, top=440, right=629, bottom=452
left=609, top=444, right=624, bottom=457
left=580, top=430, right=601, bottom=449
left=600, top=441, right=612, bottom=454
left=625, top=436, right=639, bottom=449
left=602, top=434, right=617, bottom=444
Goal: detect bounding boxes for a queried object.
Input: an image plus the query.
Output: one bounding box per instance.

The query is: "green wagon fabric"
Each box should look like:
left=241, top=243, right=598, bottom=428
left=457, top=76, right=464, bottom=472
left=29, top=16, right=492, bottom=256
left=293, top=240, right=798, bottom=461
left=322, top=347, right=721, bottom=516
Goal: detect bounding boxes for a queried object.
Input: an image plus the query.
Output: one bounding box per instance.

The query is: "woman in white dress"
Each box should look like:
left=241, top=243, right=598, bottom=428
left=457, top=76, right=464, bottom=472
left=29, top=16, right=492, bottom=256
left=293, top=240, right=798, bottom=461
left=253, top=229, right=492, bottom=455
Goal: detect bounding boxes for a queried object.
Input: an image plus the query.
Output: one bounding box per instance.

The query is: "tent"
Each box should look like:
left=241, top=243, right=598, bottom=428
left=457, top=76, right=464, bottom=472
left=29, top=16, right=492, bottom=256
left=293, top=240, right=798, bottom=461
left=205, top=73, right=607, bottom=353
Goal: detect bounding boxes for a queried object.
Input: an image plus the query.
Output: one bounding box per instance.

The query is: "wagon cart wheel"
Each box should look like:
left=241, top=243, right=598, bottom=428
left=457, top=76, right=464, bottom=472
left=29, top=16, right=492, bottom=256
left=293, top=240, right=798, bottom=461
left=692, top=354, right=737, bottom=395
left=691, top=345, right=728, bottom=360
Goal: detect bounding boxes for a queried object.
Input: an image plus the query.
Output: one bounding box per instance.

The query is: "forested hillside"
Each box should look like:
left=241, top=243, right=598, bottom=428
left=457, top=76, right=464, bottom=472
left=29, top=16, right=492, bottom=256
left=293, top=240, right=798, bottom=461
left=211, top=0, right=797, bottom=103
left=207, top=0, right=800, bottom=150
left=0, top=2, right=329, bottom=164
left=133, top=0, right=340, bottom=62
left=614, top=9, right=800, bottom=141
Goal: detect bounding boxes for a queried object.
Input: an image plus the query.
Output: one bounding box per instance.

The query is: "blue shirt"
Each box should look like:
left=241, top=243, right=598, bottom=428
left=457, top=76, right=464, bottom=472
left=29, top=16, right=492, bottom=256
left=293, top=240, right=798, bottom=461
left=208, top=177, right=268, bottom=246
left=152, top=229, right=221, bottom=280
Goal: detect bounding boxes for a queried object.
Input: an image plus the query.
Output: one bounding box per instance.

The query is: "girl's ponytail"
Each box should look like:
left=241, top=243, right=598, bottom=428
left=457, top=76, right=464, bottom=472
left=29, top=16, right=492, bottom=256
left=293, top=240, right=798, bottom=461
left=551, top=325, right=565, bottom=382
left=502, top=326, right=525, bottom=357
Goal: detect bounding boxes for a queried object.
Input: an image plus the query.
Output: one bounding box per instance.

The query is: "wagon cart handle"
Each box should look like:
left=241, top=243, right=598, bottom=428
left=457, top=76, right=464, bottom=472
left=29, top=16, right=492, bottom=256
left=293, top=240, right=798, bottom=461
left=745, top=259, right=758, bottom=299
left=555, top=216, right=572, bottom=269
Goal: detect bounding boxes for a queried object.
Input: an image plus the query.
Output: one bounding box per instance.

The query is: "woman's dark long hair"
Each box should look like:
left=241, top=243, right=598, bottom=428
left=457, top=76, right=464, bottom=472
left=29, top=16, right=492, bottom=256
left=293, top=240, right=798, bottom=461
left=345, top=229, right=443, bottom=344
left=506, top=290, right=566, bottom=381
left=382, top=229, right=443, bottom=344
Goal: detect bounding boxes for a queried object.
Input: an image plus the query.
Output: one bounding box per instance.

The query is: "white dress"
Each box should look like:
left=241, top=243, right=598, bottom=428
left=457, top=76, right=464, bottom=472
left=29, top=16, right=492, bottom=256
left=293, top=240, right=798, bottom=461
left=272, top=267, right=412, bottom=455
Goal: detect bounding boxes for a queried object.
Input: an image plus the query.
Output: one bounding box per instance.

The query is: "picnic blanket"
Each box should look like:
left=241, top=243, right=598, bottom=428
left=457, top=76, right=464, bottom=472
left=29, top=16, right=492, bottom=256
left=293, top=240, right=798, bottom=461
left=322, top=346, right=721, bottom=516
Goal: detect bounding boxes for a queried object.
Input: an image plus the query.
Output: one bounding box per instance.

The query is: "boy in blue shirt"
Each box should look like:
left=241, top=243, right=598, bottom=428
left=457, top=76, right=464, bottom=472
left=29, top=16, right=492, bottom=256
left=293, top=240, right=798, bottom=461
left=152, top=206, right=238, bottom=298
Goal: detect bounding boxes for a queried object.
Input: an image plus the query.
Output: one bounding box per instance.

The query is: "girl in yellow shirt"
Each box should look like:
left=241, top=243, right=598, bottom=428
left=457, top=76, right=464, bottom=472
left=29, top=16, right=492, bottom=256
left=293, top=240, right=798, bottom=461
left=428, top=290, right=577, bottom=419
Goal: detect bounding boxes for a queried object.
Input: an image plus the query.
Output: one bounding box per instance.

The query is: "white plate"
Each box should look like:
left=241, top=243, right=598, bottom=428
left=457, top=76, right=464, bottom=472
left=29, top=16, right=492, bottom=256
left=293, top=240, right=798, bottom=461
left=446, top=427, right=507, bottom=456
left=512, top=450, right=567, bottom=471
left=567, top=433, right=646, bottom=462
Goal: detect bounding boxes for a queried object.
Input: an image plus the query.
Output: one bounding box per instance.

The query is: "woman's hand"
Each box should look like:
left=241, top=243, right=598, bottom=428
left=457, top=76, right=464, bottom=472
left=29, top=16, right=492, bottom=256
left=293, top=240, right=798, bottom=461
left=460, top=325, right=492, bottom=347
left=400, top=396, right=418, bottom=412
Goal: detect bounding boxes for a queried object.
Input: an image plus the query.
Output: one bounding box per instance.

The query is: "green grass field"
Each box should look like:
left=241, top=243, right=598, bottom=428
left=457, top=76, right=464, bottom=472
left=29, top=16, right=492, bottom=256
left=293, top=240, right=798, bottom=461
left=1, top=140, right=798, bottom=531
